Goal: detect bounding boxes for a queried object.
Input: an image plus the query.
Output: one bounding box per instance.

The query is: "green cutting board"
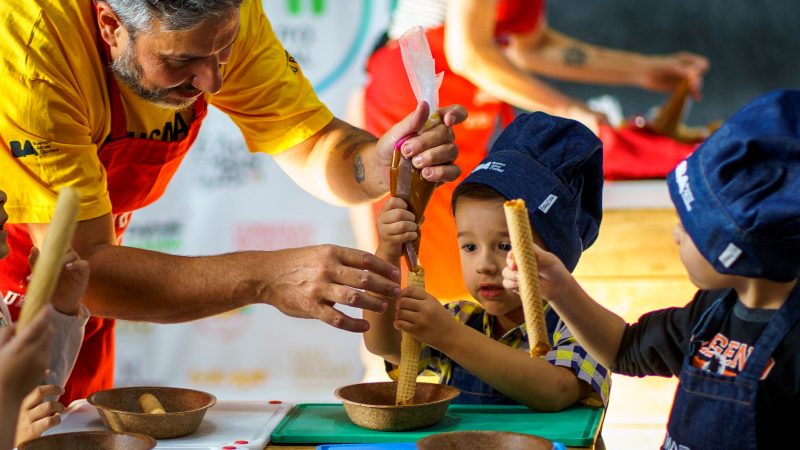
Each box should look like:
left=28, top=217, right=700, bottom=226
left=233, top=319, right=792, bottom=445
left=270, top=404, right=603, bottom=447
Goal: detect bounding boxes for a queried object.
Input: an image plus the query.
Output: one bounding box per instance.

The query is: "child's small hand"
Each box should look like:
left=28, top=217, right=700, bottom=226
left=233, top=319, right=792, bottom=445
left=0, top=309, right=51, bottom=402
left=29, top=248, right=90, bottom=316
left=376, top=197, right=418, bottom=263
left=502, top=251, right=520, bottom=294
left=14, top=385, right=65, bottom=446
left=502, top=246, right=572, bottom=302
left=394, top=286, right=452, bottom=348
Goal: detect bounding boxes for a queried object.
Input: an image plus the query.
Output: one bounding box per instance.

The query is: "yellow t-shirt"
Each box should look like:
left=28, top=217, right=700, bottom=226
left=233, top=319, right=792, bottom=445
left=0, top=0, right=333, bottom=223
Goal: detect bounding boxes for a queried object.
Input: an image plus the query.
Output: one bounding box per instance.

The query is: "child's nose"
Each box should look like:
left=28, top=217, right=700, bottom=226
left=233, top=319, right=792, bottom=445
left=476, top=259, right=498, bottom=274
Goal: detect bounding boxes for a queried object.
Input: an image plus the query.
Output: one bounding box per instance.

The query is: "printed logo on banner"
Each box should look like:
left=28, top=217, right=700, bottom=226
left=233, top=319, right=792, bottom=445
left=233, top=222, right=315, bottom=251
left=124, top=220, right=183, bottom=252
left=116, top=359, right=164, bottom=387
left=193, top=306, right=255, bottom=341
left=291, top=348, right=357, bottom=388
left=188, top=368, right=269, bottom=389
left=189, top=132, right=265, bottom=188
left=265, top=0, right=373, bottom=94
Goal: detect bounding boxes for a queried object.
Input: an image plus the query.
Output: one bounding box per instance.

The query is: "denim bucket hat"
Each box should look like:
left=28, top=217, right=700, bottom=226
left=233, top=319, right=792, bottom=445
left=667, top=89, right=800, bottom=281
left=457, top=112, right=604, bottom=271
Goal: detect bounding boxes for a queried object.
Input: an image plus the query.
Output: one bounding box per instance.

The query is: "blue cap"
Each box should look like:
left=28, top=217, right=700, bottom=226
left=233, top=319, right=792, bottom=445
left=456, top=112, right=604, bottom=271
left=667, top=89, right=800, bottom=281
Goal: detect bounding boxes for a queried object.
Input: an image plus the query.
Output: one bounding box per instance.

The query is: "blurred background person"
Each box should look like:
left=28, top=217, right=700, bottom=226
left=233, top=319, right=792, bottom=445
left=355, top=0, right=708, bottom=301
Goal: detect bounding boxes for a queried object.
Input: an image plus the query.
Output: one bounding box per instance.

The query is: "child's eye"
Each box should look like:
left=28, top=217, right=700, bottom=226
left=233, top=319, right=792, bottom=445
left=499, top=242, right=512, bottom=252
left=461, top=243, right=476, bottom=252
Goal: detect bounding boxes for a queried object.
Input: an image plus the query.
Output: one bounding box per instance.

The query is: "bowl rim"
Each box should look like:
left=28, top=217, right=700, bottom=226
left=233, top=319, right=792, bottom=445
left=18, top=430, right=157, bottom=448
left=87, top=386, right=217, bottom=416
left=334, top=381, right=460, bottom=409
left=417, top=430, right=553, bottom=444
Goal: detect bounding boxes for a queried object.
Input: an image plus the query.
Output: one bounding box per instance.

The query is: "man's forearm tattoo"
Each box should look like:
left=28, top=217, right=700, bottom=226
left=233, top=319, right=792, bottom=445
left=353, top=154, right=365, bottom=183
left=564, top=46, right=587, bottom=66
left=338, top=128, right=375, bottom=184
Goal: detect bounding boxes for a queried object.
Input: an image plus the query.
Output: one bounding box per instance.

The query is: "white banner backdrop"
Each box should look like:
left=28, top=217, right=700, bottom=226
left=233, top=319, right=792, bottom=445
left=114, top=0, right=393, bottom=402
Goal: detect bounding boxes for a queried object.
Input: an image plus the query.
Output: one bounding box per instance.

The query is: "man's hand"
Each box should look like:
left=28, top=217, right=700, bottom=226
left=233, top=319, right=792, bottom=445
left=14, top=385, right=64, bottom=446
left=261, top=245, right=401, bottom=332
left=394, top=286, right=453, bottom=349
left=639, top=51, right=710, bottom=100
left=376, top=102, right=468, bottom=184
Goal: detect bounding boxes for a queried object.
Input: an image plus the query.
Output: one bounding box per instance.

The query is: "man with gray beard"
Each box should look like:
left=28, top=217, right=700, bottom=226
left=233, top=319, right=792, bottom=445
left=0, top=0, right=467, bottom=403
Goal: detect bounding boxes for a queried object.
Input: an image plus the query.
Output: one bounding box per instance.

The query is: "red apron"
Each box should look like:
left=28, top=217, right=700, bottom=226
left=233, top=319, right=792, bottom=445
left=599, top=123, right=700, bottom=180
left=0, top=34, right=207, bottom=404
left=364, top=0, right=543, bottom=300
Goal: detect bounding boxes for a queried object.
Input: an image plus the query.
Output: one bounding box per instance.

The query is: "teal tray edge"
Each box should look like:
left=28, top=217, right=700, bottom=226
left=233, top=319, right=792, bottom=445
left=270, top=403, right=603, bottom=447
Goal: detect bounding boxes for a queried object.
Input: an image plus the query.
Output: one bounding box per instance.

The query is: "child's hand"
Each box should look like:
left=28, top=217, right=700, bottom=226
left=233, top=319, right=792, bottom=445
left=376, top=197, right=418, bottom=263
left=14, top=385, right=64, bottom=446
left=394, top=286, right=453, bottom=349
left=502, top=251, right=520, bottom=294
left=29, top=248, right=90, bottom=316
left=502, top=246, right=572, bottom=302
left=0, top=309, right=52, bottom=402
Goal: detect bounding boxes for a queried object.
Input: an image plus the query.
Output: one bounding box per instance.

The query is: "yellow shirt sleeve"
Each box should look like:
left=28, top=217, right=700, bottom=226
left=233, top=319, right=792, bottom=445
left=0, top=2, right=112, bottom=224
left=210, top=0, right=334, bottom=154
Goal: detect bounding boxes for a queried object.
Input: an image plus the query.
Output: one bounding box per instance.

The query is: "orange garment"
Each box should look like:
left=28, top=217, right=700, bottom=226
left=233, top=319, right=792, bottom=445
left=364, top=0, right=543, bottom=300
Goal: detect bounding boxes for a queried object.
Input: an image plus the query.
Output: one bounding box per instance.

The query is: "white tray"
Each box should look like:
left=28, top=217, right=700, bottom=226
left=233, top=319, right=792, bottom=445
left=44, top=399, right=292, bottom=449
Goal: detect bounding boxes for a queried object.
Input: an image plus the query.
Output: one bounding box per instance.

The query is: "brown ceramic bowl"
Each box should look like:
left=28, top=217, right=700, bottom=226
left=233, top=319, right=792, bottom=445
left=17, top=431, right=156, bottom=450
left=87, top=386, right=216, bottom=439
left=334, top=381, right=459, bottom=432
left=417, top=430, right=554, bottom=450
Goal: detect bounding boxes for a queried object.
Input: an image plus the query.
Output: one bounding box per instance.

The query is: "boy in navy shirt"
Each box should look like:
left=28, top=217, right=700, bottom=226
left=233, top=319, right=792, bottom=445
left=504, top=90, right=800, bottom=449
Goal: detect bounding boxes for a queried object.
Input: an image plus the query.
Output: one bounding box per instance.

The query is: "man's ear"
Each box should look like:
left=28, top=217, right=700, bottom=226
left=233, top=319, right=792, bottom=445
left=95, top=1, right=128, bottom=52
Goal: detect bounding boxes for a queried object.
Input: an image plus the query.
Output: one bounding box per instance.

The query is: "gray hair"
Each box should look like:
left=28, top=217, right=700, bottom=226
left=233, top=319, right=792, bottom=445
left=105, top=0, right=244, bottom=37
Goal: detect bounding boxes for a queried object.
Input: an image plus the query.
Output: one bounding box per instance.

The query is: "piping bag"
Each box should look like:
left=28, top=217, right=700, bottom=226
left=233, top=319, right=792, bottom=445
left=390, top=26, right=443, bottom=271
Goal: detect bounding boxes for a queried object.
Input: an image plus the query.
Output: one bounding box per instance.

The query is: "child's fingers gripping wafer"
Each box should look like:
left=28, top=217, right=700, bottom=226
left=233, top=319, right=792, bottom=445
left=503, top=200, right=550, bottom=357
left=395, top=266, right=426, bottom=406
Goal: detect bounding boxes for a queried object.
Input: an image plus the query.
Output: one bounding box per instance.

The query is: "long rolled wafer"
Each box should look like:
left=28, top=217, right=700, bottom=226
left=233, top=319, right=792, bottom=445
left=17, top=187, right=80, bottom=331
left=139, top=393, right=166, bottom=414
left=395, top=266, right=425, bottom=406
left=503, top=199, right=550, bottom=357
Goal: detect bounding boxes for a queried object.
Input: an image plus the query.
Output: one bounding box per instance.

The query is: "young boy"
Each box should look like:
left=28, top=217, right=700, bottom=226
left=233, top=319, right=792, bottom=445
left=503, top=89, right=800, bottom=448
left=0, top=189, right=90, bottom=448
left=364, top=112, right=610, bottom=410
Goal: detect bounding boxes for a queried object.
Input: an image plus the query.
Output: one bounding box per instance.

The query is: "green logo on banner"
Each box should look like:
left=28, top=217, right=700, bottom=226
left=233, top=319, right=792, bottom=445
left=287, top=0, right=325, bottom=15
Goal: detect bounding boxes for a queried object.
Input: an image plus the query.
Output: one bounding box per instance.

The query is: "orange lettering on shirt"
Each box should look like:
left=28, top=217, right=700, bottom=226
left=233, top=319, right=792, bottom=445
left=731, top=343, right=752, bottom=372
left=721, top=341, right=740, bottom=368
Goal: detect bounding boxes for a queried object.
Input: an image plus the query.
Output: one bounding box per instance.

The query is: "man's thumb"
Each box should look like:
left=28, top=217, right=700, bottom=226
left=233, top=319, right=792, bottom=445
left=390, top=102, right=430, bottom=148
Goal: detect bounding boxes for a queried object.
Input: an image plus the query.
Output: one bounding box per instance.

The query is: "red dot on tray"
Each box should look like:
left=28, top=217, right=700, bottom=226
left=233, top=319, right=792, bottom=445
left=269, top=400, right=282, bottom=404
left=235, top=441, right=249, bottom=445
left=222, top=447, right=236, bottom=449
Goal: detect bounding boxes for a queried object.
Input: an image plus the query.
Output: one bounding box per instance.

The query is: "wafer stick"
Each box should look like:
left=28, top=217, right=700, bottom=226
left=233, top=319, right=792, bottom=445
left=395, top=266, right=425, bottom=406
left=503, top=199, right=550, bottom=357
left=16, top=187, right=80, bottom=331
left=139, top=393, right=166, bottom=414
